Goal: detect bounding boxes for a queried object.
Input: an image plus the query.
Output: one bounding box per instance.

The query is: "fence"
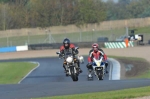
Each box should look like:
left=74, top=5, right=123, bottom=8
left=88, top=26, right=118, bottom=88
left=0, top=17, right=150, bottom=47
left=0, top=28, right=128, bottom=47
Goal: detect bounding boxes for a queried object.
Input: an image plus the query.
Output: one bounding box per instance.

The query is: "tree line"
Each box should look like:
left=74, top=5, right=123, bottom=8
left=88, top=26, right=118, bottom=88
left=0, top=0, right=150, bottom=30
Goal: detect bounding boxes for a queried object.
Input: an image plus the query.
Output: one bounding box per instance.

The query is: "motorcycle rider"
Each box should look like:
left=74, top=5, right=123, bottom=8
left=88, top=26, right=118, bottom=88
left=86, top=43, right=109, bottom=75
left=59, top=38, right=83, bottom=76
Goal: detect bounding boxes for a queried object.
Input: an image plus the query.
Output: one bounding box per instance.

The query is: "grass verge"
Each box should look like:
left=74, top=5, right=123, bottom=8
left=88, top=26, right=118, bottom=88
left=34, top=86, right=150, bottom=99
left=108, top=55, right=148, bottom=61
left=108, top=55, right=150, bottom=79
left=0, top=62, right=37, bottom=84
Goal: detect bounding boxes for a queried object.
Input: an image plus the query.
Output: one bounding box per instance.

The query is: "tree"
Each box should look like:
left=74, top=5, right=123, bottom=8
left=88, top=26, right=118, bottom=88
left=0, top=0, right=9, bottom=3
left=140, top=6, right=150, bottom=18
left=75, top=0, right=106, bottom=26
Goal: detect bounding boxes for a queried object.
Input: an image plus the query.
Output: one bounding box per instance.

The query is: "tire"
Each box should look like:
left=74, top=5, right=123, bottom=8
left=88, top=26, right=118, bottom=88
left=97, top=70, right=103, bottom=80
left=70, top=66, right=78, bottom=81
left=87, top=76, right=93, bottom=81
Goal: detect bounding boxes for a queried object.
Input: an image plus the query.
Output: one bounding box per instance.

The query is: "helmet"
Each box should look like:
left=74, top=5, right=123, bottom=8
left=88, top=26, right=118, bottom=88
left=63, top=38, right=70, bottom=49
left=92, top=43, right=99, bottom=52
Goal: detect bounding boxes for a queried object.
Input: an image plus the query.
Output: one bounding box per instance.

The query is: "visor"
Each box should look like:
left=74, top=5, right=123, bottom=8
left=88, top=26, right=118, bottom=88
left=65, top=43, right=69, bottom=46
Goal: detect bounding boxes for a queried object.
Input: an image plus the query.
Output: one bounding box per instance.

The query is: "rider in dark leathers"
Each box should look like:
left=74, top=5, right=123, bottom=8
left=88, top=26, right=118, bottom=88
left=59, top=38, right=83, bottom=76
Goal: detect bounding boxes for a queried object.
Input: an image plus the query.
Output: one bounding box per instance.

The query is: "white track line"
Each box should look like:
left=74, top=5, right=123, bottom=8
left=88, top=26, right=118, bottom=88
left=109, top=59, right=113, bottom=80
left=108, top=58, right=121, bottom=80
left=18, top=61, right=40, bottom=84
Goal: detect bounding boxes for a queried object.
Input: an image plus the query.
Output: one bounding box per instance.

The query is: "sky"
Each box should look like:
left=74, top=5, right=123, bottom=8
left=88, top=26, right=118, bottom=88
left=102, top=0, right=118, bottom=3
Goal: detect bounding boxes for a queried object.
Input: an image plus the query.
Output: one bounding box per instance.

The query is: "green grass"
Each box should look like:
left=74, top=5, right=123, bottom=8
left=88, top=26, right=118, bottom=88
left=108, top=55, right=150, bottom=79
left=108, top=55, right=148, bottom=62
left=129, top=26, right=150, bottom=34
left=33, top=86, right=150, bottom=99
left=138, top=70, right=150, bottom=78
left=0, top=62, right=37, bottom=84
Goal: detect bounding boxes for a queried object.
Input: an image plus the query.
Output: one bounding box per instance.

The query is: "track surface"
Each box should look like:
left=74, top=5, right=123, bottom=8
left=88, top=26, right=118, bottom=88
left=0, top=57, right=150, bottom=99
left=0, top=57, right=110, bottom=84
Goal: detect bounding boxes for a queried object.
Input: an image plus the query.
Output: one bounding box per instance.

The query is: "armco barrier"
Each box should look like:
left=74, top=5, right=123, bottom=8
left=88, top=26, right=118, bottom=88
left=104, top=41, right=134, bottom=48
left=28, top=43, right=62, bottom=50
left=0, top=45, right=28, bottom=53
left=16, top=45, right=28, bottom=51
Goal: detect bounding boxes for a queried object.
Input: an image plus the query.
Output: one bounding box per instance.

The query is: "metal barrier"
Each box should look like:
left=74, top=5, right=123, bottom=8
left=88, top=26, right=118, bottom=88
left=0, top=45, right=28, bottom=53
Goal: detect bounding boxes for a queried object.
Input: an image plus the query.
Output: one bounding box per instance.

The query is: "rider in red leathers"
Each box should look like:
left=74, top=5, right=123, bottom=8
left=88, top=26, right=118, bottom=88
left=86, top=43, right=109, bottom=74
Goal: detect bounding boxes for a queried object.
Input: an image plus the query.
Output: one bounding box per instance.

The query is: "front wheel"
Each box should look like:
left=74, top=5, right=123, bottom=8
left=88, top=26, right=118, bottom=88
left=70, top=66, right=78, bottom=81
left=97, top=70, right=103, bottom=80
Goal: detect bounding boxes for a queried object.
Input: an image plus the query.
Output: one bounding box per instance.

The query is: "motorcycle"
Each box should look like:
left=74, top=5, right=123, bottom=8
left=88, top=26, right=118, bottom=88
left=88, top=56, right=106, bottom=81
left=56, top=47, right=80, bottom=81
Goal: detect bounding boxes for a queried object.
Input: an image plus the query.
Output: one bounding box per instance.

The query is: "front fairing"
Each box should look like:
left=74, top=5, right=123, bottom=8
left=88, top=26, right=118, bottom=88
left=92, top=61, right=104, bottom=66
left=92, top=57, right=105, bottom=67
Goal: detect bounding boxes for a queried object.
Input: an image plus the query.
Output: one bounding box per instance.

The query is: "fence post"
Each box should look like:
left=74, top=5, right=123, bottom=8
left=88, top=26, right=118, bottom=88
left=126, top=26, right=129, bottom=37
left=49, top=30, right=52, bottom=43
left=28, top=32, right=30, bottom=44
left=79, top=28, right=82, bottom=42
left=7, top=31, right=9, bottom=47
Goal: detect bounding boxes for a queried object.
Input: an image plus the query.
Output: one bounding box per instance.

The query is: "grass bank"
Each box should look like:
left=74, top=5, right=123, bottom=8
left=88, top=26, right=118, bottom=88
left=108, top=56, right=150, bottom=79
left=0, top=62, right=37, bottom=84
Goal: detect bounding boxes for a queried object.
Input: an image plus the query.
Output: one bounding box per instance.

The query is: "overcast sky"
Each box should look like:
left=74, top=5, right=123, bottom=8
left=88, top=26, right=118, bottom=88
left=102, top=0, right=118, bottom=3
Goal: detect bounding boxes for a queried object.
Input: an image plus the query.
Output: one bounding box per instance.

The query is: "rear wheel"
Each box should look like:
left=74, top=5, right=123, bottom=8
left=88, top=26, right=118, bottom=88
left=87, top=74, right=93, bottom=81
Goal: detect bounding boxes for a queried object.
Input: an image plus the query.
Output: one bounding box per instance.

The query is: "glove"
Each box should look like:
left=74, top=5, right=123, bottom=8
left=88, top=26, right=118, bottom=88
left=72, top=48, right=79, bottom=55
left=59, top=54, right=64, bottom=58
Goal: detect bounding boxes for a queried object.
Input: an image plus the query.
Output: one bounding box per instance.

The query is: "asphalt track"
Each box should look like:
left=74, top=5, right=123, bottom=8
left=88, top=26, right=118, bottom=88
left=0, top=57, right=150, bottom=99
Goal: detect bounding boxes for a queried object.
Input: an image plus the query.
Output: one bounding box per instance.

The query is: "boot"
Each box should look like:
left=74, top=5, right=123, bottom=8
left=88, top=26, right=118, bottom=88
left=78, top=67, right=83, bottom=73
left=63, top=65, right=66, bottom=73
left=88, top=69, right=93, bottom=78
left=75, top=60, right=83, bottom=73
left=105, top=62, right=109, bottom=74
left=106, top=70, right=109, bottom=74
left=64, top=68, right=69, bottom=76
left=63, top=64, right=69, bottom=74
left=65, top=70, right=69, bottom=76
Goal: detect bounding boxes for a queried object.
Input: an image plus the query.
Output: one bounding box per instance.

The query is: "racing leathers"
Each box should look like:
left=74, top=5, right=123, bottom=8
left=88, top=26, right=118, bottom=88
left=86, top=48, right=109, bottom=74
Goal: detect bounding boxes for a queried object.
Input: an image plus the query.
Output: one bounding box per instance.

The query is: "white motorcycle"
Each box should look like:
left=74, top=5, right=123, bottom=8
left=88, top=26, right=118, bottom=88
left=88, top=56, right=106, bottom=80
left=56, top=47, right=83, bottom=81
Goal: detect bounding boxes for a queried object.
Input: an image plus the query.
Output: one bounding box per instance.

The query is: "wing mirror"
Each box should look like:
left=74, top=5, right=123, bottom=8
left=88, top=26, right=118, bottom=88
left=56, top=52, right=60, bottom=54
left=75, top=47, right=79, bottom=50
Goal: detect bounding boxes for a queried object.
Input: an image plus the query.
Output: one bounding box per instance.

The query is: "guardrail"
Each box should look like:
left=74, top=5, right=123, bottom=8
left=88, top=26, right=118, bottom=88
left=0, top=45, right=29, bottom=53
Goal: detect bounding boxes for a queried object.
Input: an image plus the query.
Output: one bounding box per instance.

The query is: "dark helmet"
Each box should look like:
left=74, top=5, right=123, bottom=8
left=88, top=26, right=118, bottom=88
left=63, top=38, right=70, bottom=49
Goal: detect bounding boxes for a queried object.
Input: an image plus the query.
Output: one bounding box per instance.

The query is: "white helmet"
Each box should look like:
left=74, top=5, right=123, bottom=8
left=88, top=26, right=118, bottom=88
left=78, top=55, right=84, bottom=64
